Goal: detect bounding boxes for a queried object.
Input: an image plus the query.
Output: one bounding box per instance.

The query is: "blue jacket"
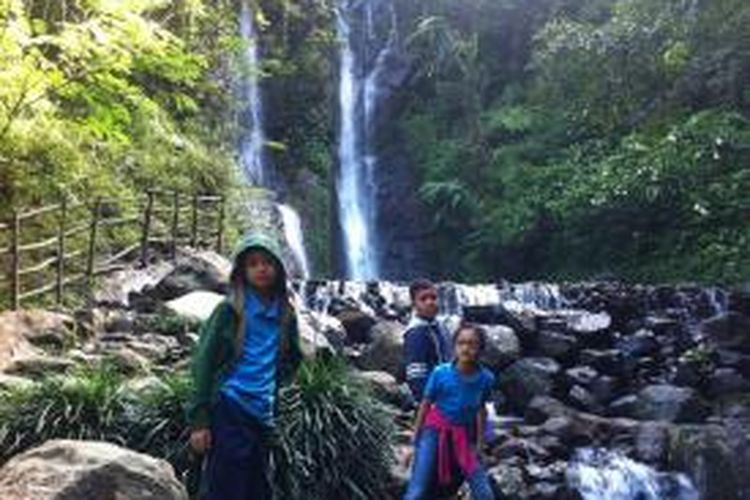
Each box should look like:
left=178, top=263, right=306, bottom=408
left=402, top=316, right=453, bottom=402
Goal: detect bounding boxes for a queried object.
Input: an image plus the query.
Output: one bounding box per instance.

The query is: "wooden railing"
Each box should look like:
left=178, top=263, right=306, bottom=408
left=0, top=189, right=225, bottom=310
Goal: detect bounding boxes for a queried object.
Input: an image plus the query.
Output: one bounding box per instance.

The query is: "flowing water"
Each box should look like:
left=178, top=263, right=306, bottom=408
left=238, top=1, right=268, bottom=186
left=279, top=203, right=310, bottom=279
left=567, top=448, right=699, bottom=500
left=335, top=0, right=395, bottom=280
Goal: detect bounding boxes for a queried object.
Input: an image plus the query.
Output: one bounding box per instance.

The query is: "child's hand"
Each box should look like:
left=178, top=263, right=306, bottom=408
left=190, top=428, right=212, bottom=455
left=403, top=446, right=414, bottom=467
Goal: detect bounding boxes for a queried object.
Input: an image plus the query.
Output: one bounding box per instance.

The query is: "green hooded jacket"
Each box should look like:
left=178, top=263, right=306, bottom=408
left=186, top=232, right=303, bottom=429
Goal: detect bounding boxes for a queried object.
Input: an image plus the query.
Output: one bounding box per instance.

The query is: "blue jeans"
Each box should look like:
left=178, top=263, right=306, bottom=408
left=202, top=394, right=272, bottom=500
left=404, top=428, right=494, bottom=500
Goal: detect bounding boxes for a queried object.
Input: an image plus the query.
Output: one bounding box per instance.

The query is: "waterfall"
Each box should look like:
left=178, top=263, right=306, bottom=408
left=238, top=0, right=269, bottom=187
left=335, top=0, right=395, bottom=280
left=567, top=448, right=699, bottom=500
left=236, top=2, right=312, bottom=277
left=279, top=204, right=310, bottom=279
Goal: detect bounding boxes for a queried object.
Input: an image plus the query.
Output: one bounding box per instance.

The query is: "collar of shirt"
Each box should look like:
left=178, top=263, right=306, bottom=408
left=244, top=288, right=280, bottom=320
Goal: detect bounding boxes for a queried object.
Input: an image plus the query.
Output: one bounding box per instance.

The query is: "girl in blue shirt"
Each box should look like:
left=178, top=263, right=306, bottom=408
left=404, top=323, right=496, bottom=500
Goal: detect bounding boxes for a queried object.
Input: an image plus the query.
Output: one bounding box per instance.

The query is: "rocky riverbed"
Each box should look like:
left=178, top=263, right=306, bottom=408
left=1, top=249, right=748, bottom=499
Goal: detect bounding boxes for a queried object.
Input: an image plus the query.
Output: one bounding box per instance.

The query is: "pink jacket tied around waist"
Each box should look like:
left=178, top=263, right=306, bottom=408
left=424, top=404, right=480, bottom=485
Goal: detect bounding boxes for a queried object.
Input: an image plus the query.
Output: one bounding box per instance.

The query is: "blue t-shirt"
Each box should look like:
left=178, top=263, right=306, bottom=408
left=220, top=289, right=280, bottom=426
left=423, top=362, right=496, bottom=426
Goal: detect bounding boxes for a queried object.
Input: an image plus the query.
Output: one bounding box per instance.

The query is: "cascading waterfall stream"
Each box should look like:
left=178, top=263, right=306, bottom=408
left=335, top=0, right=395, bottom=280
left=238, top=0, right=268, bottom=186
left=279, top=204, right=310, bottom=279
left=236, top=2, right=311, bottom=276
left=567, top=448, right=698, bottom=500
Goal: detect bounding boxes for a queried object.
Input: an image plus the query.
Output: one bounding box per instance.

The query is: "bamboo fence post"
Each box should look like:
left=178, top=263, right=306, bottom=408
left=86, top=198, right=102, bottom=285
left=190, top=194, right=198, bottom=248
left=216, top=196, right=225, bottom=254
left=10, top=210, right=20, bottom=310
left=171, top=190, right=180, bottom=261
left=140, top=190, right=155, bottom=266
left=55, top=198, right=67, bottom=306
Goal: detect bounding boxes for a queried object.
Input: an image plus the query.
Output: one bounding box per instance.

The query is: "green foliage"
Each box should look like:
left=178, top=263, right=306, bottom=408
left=0, top=358, right=396, bottom=499
left=403, top=0, right=750, bottom=284
left=0, top=0, right=238, bottom=209
left=271, top=357, right=396, bottom=500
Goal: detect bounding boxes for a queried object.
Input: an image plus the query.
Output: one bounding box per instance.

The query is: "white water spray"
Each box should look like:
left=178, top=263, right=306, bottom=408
left=335, top=0, right=395, bottom=280
left=238, top=1, right=268, bottom=186
left=279, top=204, right=310, bottom=279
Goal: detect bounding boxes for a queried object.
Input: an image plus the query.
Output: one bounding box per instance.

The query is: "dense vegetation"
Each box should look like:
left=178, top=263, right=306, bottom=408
left=0, top=359, right=396, bottom=499
left=2, top=0, right=748, bottom=283
left=403, top=0, right=750, bottom=284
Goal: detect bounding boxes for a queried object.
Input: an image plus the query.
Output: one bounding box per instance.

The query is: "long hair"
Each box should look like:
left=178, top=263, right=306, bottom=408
left=229, top=248, right=292, bottom=357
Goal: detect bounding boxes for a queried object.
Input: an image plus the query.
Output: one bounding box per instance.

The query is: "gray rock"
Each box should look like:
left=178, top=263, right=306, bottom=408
left=636, top=384, right=709, bottom=423
left=358, top=321, right=404, bottom=377
left=336, top=309, right=377, bottom=344
left=5, top=355, right=76, bottom=379
left=565, top=366, right=599, bottom=387
left=500, top=358, right=561, bottom=412
left=707, top=368, right=748, bottom=398
left=701, top=312, right=750, bottom=353
left=636, top=421, right=670, bottom=464
left=353, top=371, right=402, bottom=406
left=149, top=248, right=231, bottom=301
left=590, top=375, right=619, bottom=404
left=482, top=325, right=521, bottom=371
left=668, top=424, right=748, bottom=500
left=538, top=331, right=578, bottom=361
left=0, top=439, right=187, bottom=499
left=580, top=349, right=627, bottom=377
left=568, top=385, right=599, bottom=412
left=608, top=395, right=639, bottom=418
left=489, top=465, right=528, bottom=498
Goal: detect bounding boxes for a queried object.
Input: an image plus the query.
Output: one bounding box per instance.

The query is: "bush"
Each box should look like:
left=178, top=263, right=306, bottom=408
left=0, top=359, right=397, bottom=499
left=271, top=357, right=397, bottom=500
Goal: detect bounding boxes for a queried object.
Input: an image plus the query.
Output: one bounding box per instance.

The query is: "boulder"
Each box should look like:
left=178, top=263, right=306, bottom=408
left=635, top=421, right=670, bottom=464
left=164, top=291, right=224, bottom=323
left=525, top=396, right=575, bottom=425
left=564, top=366, right=599, bottom=388
left=0, top=310, right=76, bottom=351
left=358, top=321, right=404, bottom=378
left=296, top=309, right=341, bottom=356
left=94, top=261, right=175, bottom=308
left=500, top=358, right=561, bottom=412
left=489, top=465, right=528, bottom=499
left=635, top=384, right=709, bottom=423
left=0, top=439, right=187, bottom=500
left=615, top=329, right=660, bottom=359
left=580, top=349, right=628, bottom=377
left=335, top=309, right=377, bottom=344
left=608, top=394, right=640, bottom=418
left=700, top=312, right=750, bottom=353
left=481, top=325, right=521, bottom=371
left=147, top=249, right=231, bottom=301
left=567, top=385, right=599, bottom=413
left=537, top=331, right=578, bottom=362
left=5, top=355, right=76, bottom=379
left=353, top=371, right=403, bottom=406
left=706, top=368, right=749, bottom=398
left=0, top=310, right=77, bottom=374
left=668, top=424, right=747, bottom=500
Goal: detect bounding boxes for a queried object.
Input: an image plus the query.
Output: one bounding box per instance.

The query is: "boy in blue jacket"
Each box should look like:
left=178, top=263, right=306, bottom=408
left=403, top=279, right=453, bottom=404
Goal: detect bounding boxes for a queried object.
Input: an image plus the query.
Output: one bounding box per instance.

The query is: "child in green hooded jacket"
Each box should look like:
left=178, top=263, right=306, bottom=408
left=187, top=232, right=303, bottom=500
